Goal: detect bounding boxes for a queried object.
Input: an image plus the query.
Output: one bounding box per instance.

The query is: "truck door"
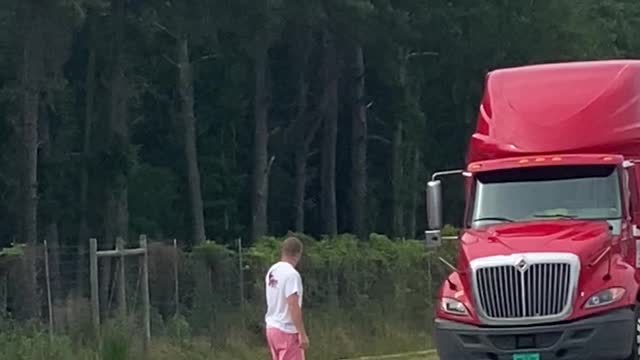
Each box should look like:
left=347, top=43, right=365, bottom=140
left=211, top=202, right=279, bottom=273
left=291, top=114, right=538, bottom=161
left=626, top=164, right=640, bottom=271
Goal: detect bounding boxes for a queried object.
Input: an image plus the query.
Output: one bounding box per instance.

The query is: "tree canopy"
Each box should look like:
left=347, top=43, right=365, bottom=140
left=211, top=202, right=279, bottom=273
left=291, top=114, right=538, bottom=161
left=0, top=0, right=638, bottom=251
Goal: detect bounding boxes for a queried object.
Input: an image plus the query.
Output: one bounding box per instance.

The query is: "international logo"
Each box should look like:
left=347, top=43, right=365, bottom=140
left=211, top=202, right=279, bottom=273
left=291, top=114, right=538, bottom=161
left=515, top=257, right=529, bottom=273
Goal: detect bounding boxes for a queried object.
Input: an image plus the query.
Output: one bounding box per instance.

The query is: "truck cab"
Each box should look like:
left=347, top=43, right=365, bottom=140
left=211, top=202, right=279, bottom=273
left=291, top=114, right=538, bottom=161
left=427, top=61, right=640, bottom=360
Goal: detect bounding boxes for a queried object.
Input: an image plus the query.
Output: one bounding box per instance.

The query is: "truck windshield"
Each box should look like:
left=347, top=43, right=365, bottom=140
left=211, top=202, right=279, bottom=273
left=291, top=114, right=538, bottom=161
left=469, top=165, right=622, bottom=233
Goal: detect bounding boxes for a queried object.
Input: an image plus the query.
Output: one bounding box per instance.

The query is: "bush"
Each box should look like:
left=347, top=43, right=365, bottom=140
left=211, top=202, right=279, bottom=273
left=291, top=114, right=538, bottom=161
left=176, top=232, right=457, bottom=358
left=0, top=326, right=92, bottom=360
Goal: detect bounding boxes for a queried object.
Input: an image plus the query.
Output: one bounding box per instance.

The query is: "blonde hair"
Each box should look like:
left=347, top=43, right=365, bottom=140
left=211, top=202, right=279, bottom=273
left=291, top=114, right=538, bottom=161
left=282, top=236, right=303, bottom=257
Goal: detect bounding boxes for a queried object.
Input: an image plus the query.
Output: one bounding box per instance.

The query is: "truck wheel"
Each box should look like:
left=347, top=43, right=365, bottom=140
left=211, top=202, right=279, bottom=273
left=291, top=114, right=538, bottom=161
left=627, top=304, right=640, bottom=360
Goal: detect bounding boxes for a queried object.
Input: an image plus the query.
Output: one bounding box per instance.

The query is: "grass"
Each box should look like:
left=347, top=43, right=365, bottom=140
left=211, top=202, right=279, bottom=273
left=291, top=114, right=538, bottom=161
left=0, top=304, right=435, bottom=360
left=0, top=331, right=437, bottom=360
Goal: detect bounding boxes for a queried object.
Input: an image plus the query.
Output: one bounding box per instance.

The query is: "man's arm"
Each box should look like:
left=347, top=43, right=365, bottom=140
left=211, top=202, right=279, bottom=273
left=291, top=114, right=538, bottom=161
left=287, top=293, right=306, bottom=335
left=287, top=293, right=309, bottom=349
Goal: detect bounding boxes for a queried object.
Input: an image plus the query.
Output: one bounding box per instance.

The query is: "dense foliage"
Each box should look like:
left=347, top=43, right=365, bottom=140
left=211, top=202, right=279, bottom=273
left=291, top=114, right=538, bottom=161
left=27, top=233, right=458, bottom=359
left=0, top=0, right=639, bottom=324
left=0, top=232, right=456, bottom=359
left=1, top=0, right=639, bottom=250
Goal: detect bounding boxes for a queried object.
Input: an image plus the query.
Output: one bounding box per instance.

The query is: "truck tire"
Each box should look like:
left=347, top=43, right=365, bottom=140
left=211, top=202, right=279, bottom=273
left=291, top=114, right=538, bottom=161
left=626, top=304, right=640, bottom=360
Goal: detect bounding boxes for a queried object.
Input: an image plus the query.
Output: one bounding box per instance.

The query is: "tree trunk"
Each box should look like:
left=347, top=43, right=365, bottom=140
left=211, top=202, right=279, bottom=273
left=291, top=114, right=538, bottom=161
left=293, top=148, right=307, bottom=232
left=293, top=115, right=322, bottom=233
left=22, top=23, right=39, bottom=250
left=177, top=37, right=206, bottom=245
left=19, top=0, right=42, bottom=319
left=320, top=29, right=338, bottom=236
left=39, top=96, right=62, bottom=303
left=109, top=0, right=129, bottom=240
left=78, top=9, right=96, bottom=294
left=288, top=28, right=313, bottom=233
left=102, top=0, right=129, bottom=315
left=408, top=148, right=421, bottom=238
left=392, top=119, right=404, bottom=238
left=351, top=44, right=367, bottom=240
left=251, top=30, right=271, bottom=242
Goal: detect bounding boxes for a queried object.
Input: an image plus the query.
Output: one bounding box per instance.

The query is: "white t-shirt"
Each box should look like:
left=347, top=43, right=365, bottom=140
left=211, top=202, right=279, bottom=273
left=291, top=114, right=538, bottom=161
left=264, top=261, right=303, bottom=334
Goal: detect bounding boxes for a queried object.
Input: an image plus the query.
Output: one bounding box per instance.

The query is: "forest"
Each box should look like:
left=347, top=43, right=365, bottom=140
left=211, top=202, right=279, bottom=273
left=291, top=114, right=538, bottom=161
left=1, top=0, right=638, bottom=252
left=0, top=0, right=639, bottom=358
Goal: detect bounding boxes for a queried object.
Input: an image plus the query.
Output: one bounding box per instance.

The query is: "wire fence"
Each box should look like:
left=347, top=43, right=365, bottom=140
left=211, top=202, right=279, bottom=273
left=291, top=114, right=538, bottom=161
left=0, top=234, right=458, bottom=357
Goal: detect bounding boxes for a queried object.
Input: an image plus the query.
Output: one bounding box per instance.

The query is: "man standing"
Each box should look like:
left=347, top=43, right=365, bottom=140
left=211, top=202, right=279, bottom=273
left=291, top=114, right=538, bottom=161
left=265, top=236, right=309, bottom=360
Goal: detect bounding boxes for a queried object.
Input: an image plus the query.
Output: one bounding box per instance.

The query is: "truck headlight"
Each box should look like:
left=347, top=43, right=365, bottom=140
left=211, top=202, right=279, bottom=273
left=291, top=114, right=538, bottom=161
left=441, top=297, right=469, bottom=316
left=585, top=287, right=626, bottom=309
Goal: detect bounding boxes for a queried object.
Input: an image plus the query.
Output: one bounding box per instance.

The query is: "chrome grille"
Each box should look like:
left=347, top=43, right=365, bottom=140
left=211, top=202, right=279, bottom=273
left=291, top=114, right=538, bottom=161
left=471, top=254, right=579, bottom=325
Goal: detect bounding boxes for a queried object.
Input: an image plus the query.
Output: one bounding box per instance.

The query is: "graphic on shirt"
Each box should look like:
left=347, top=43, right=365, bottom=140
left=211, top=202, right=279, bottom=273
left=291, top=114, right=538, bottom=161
left=268, top=272, right=278, bottom=288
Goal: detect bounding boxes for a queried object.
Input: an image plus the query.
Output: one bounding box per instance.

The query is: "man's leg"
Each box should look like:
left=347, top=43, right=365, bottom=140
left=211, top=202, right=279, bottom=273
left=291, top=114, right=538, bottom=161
left=266, top=328, right=281, bottom=360
left=280, top=332, right=305, bottom=360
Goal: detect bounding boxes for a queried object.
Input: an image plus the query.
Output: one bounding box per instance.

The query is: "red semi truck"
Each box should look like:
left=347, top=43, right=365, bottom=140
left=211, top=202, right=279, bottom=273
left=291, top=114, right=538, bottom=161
left=427, top=60, right=640, bottom=360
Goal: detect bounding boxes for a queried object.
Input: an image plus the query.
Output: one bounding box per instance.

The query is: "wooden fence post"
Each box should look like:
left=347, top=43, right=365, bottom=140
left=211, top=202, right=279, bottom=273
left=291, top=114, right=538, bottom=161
left=140, top=235, right=151, bottom=349
left=44, top=240, right=54, bottom=340
left=89, top=238, right=100, bottom=341
left=116, top=237, right=127, bottom=319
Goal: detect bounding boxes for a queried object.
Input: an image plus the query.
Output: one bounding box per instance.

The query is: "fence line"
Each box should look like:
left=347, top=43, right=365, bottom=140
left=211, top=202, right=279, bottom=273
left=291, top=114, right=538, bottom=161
left=43, top=240, right=54, bottom=340
left=0, top=234, right=457, bottom=358
left=88, top=236, right=151, bottom=350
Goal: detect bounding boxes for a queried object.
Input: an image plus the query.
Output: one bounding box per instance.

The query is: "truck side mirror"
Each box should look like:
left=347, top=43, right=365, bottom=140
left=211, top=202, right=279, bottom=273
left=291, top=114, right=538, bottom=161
left=426, top=179, right=443, bottom=248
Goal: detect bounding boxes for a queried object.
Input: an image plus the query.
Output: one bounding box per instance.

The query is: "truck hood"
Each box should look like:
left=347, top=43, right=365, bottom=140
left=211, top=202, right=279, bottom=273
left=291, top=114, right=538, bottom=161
left=459, top=220, right=612, bottom=268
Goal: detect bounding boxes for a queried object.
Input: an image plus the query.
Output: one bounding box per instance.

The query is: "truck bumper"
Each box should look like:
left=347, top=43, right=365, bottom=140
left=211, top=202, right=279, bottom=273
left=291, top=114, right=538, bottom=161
left=434, top=308, right=635, bottom=360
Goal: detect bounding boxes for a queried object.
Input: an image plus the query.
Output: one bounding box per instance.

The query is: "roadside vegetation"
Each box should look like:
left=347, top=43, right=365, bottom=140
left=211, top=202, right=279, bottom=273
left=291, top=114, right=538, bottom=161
left=0, top=232, right=456, bottom=360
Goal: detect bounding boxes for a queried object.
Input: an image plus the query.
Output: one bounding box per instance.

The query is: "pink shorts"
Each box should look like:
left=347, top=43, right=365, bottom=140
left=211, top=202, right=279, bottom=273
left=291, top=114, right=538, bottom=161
left=266, top=327, right=305, bottom=360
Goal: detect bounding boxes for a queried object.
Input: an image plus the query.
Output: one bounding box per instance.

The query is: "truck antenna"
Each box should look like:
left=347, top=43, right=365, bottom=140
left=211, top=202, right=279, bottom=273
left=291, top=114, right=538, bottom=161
left=438, top=257, right=459, bottom=273
left=438, top=257, right=461, bottom=289
left=605, top=249, right=612, bottom=281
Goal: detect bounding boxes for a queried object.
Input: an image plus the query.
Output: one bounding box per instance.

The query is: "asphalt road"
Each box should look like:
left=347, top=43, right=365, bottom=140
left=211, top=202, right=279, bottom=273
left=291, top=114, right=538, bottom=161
left=342, top=350, right=438, bottom=360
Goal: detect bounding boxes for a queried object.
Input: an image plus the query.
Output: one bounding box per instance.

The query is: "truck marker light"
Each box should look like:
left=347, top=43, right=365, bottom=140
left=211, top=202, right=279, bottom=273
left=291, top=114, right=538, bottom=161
left=535, top=158, right=545, bottom=162
left=584, top=287, right=626, bottom=309
left=519, top=159, right=529, bottom=164
left=551, top=157, right=562, bottom=161
left=603, top=156, right=613, bottom=161
left=441, top=297, right=469, bottom=316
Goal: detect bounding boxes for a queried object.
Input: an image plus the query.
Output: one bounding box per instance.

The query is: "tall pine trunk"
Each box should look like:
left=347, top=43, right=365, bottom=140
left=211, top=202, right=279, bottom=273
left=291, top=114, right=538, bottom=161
left=293, top=118, right=322, bottom=233
left=392, top=119, right=404, bottom=238
left=408, top=148, right=421, bottom=238
left=19, top=0, right=42, bottom=319
left=293, top=148, right=307, bottom=232
left=177, top=37, right=206, bottom=245
left=251, top=29, right=271, bottom=242
left=102, top=0, right=129, bottom=314
left=39, top=96, right=62, bottom=303
left=320, top=29, right=338, bottom=236
left=78, top=10, right=96, bottom=294
left=288, top=28, right=313, bottom=233
left=351, top=44, right=367, bottom=240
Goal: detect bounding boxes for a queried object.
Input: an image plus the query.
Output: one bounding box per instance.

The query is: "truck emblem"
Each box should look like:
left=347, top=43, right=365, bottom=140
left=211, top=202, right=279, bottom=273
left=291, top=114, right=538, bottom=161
left=515, top=258, right=528, bottom=272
